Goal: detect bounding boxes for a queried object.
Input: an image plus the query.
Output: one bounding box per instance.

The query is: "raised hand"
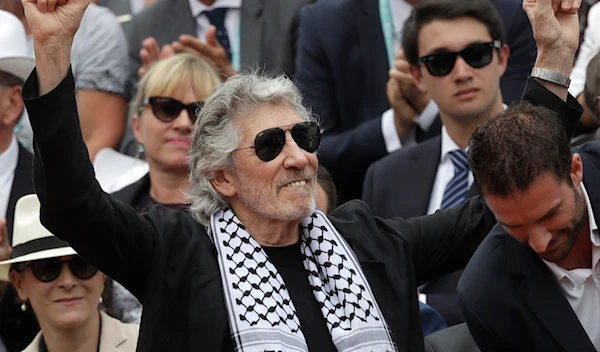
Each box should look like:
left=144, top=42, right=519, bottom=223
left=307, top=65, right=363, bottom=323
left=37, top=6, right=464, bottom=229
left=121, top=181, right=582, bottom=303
left=523, top=0, right=581, bottom=101
left=22, top=0, right=91, bottom=94
left=22, top=0, right=90, bottom=44
left=522, top=0, right=581, bottom=55
left=172, top=26, right=237, bottom=80
left=138, top=37, right=175, bottom=78
left=387, top=76, right=418, bottom=141
left=390, top=49, right=430, bottom=115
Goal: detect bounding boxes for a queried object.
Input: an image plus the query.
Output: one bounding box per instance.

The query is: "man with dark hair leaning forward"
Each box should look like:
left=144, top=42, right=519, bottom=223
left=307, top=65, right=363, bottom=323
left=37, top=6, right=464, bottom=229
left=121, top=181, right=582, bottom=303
left=458, top=1, right=600, bottom=351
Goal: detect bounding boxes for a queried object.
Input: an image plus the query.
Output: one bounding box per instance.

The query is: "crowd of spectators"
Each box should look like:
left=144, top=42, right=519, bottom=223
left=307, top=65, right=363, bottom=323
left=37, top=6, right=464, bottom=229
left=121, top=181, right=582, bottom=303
left=0, top=0, right=598, bottom=351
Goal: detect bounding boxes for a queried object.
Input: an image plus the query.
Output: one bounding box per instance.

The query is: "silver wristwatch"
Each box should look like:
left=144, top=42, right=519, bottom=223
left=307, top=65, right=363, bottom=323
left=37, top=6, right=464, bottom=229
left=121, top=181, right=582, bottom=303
left=530, top=68, right=571, bottom=88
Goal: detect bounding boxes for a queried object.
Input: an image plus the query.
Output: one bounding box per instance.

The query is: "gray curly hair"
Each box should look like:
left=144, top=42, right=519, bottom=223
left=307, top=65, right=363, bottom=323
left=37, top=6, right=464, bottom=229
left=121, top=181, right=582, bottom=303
left=187, top=72, right=317, bottom=226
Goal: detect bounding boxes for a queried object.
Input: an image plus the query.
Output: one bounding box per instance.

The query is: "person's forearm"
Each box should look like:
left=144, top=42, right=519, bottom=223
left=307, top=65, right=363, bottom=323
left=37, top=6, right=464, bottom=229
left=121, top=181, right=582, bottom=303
left=533, top=48, right=575, bottom=102
left=33, top=39, right=73, bottom=96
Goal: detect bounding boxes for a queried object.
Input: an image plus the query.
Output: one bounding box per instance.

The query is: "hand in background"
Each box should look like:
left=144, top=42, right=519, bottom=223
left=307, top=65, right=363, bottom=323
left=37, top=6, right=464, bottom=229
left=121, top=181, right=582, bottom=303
left=387, top=76, right=417, bottom=141
left=172, top=26, right=237, bottom=80
left=138, top=37, right=175, bottom=78
left=390, top=49, right=430, bottom=115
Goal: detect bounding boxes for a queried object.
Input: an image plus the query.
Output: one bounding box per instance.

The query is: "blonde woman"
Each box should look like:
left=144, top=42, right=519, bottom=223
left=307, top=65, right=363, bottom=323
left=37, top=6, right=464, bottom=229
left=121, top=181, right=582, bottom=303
left=107, top=53, right=221, bottom=323
left=0, top=194, right=139, bottom=352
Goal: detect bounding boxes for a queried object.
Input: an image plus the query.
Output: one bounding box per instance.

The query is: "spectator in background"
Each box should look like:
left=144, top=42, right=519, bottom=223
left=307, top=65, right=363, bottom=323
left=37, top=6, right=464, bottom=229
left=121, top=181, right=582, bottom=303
left=315, top=166, right=337, bottom=215
left=0, top=195, right=139, bottom=352
left=363, top=0, right=511, bottom=327
left=0, top=0, right=129, bottom=161
left=0, top=12, right=38, bottom=352
left=295, top=0, right=536, bottom=203
left=572, top=51, right=600, bottom=145
left=119, top=0, right=312, bottom=156
left=569, top=2, right=600, bottom=136
left=105, top=53, right=221, bottom=324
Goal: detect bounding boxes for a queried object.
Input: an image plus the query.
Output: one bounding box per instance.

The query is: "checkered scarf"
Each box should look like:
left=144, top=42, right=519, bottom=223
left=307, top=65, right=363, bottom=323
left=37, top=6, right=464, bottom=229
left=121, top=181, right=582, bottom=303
left=208, top=208, right=397, bottom=352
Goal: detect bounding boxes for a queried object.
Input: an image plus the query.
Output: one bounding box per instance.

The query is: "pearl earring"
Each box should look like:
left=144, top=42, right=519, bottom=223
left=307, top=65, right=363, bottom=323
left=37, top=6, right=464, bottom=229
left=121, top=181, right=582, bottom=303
left=98, top=296, right=103, bottom=304
left=20, top=302, right=26, bottom=312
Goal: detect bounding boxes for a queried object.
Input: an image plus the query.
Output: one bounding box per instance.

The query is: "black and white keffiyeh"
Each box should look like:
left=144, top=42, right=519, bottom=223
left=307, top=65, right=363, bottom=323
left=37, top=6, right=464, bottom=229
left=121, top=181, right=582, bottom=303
left=208, top=208, right=397, bottom=352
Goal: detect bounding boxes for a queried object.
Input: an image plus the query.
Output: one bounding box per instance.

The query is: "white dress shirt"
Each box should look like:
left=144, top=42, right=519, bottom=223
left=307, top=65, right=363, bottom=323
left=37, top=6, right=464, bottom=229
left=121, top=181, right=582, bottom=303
left=426, top=126, right=473, bottom=215
left=188, top=0, right=241, bottom=45
left=543, top=183, right=600, bottom=351
left=381, top=0, right=440, bottom=153
left=569, top=3, right=600, bottom=97
left=0, top=137, right=19, bottom=219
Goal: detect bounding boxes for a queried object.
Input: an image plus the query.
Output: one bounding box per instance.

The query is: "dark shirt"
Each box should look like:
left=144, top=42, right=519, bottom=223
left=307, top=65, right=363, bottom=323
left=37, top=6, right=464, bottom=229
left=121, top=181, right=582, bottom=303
left=264, top=242, right=338, bottom=352
left=133, top=191, right=189, bottom=214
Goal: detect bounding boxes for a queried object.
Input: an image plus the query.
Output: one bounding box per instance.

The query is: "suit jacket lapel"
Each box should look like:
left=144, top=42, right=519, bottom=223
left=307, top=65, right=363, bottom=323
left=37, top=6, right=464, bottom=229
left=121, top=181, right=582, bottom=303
left=240, top=0, right=264, bottom=69
left=400, top=137, right=441, bottom=217
left=6, top=145, right=33, bottom=240
left=99, top=311, right=130, bottom=352
left=168, top=0, right=197, bottom=38
left=507, top=238, right=596, bottom=352
left=358, top=0, right=389, bottom=112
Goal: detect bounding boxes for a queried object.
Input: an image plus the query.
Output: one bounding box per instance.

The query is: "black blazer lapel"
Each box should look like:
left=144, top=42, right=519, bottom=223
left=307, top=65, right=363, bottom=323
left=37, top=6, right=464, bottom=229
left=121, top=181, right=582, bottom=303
left=358, top=0, right=389, bottom=113
left=507, top=238, right=596, bottom=352
left=6, top=145, right=34, bottom=240
left=398, top=137, right=441, bottom=217
left=240, top=0, right=264, bottom=69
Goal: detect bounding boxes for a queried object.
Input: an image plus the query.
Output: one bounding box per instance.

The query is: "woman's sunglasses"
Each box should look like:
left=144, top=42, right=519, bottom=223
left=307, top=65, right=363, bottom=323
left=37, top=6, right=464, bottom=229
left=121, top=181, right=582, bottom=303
left=417, top=40, right=502, bottom=77
left=14, top=255, right=98, bottom=283
left=234, top=121, right=321, bottom=161
left=143, top=97, right=204, bottom=123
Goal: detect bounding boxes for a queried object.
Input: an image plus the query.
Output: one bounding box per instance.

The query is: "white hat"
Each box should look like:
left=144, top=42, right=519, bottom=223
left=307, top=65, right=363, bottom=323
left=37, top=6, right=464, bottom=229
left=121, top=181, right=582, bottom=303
left=0, top=10, right=35, bottom=82
left=0, top=194, right=76, bottom=281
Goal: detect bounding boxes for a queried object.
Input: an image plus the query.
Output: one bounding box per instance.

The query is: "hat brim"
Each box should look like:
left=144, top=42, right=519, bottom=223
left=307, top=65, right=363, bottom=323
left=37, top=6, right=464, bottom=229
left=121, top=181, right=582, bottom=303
left=0, top=56, right=35, bottom=82
left=0, top=247, right=77, bottom=282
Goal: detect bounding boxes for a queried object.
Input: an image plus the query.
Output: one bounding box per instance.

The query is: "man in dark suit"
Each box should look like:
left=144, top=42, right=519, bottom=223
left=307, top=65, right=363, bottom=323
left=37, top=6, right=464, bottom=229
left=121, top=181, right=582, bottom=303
left=295, top=0, right=537, bottom=203
left=458, top=1, right=597, bottom=349
left=362, top=0, right=511, bottom=326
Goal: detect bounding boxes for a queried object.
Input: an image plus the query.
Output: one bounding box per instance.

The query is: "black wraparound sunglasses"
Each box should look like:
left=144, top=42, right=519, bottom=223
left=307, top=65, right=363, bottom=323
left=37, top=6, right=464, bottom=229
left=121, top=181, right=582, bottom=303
left=143, top=97, right=204, bottom=123
left=234, top=121, right=321, bottom=161
left=14, top=255, right=98, bottom=283
left=418, top=40, right=502, bottom=77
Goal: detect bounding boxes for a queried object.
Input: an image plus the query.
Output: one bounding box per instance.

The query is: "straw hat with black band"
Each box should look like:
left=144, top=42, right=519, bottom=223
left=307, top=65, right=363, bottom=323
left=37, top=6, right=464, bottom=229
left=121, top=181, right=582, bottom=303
left=0, top=194, right=77, bottom=282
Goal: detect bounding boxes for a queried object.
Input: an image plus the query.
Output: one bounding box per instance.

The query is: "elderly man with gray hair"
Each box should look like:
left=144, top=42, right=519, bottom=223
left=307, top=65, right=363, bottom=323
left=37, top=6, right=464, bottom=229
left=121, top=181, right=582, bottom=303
left=20, top=0, right=582, bottom=351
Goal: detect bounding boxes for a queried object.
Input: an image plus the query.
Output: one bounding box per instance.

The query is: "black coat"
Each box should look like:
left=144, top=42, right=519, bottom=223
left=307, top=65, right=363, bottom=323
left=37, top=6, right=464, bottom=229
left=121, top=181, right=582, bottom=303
left=458, top=143, right=600, bottom=352
left=23, top=70, right=580, bottom=352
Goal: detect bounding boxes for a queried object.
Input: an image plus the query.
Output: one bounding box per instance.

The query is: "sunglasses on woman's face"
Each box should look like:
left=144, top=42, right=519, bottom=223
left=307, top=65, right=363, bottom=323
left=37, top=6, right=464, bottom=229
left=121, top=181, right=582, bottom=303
left=234, top=121, right=321, bottom=161
left=143, top=97, right=204, bottom=123
left=417, top=40, right=502, bottom=77
left=15, top=255, right=98, bottom=283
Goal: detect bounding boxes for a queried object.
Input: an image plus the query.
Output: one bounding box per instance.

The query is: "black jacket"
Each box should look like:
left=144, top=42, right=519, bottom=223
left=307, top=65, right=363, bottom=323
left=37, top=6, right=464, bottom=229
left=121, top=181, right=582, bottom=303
left=23, top=70, right=580, bottom=352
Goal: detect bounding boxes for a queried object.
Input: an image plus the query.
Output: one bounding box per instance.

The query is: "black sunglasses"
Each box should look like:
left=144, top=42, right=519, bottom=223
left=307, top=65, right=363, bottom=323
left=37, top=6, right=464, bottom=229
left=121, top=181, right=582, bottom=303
left=143, top=97, right=204, bottom=123
left=418, top=40, right=502, bottom=77
left=234, top=121, right=321, bottom=161
left=15, top=255, right=98, bottom=283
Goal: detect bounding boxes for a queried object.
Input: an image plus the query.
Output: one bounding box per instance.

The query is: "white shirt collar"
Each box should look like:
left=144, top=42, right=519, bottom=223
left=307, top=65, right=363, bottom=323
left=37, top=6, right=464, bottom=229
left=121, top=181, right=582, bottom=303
left=440, top=125, right=466, bottom=162
left=188, top=0, right=242, bottom=18
left=543, top=183, right=600, bottom=288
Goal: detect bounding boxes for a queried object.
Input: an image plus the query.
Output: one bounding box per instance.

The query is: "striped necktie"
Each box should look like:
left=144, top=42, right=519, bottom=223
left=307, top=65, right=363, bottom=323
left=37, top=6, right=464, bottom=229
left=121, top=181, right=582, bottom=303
left=440, top=149, right=469, bottom=209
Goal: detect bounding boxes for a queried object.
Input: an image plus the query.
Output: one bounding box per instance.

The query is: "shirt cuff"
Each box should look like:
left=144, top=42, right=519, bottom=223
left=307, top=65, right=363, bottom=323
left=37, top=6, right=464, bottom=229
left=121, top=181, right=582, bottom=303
left=382, top=108, right=418, bottom=153
left=382, top=109, right=402, bottom=153
left=414, top=100, right=439, bottom=131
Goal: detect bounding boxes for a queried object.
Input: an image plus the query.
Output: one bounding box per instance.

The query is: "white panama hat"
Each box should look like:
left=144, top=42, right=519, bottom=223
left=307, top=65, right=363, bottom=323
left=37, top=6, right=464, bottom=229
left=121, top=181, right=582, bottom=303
left=0, top=10, right=35, bottom=81
left=0, top=194, right=77, bottom=281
